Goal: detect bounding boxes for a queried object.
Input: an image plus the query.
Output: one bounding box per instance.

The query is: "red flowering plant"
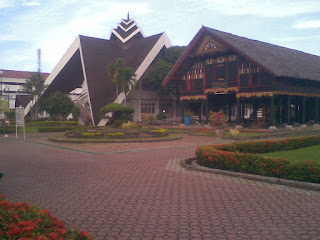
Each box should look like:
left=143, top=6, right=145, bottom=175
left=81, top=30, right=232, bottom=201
left=195, top=135, right=320, bottom=183
left=0, top=195, right=93, bottom=240
left=209, top=111, right=227, bottom=126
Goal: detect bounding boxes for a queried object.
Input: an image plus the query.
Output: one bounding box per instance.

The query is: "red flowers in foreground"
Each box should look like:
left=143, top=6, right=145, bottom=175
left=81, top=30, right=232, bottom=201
left=196, top=136, right=320, bottom=183
left=0, top=195, right=93, bottom=239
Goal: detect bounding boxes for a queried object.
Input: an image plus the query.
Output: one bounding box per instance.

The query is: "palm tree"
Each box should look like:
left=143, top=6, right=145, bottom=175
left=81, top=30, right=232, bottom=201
left=119, top=66, right=136, bottom=104
left=23, top=72, right=46, bottom=120
left=107, top=58, right=124, bottom=103
left=107, top=58, right=136, bottom=104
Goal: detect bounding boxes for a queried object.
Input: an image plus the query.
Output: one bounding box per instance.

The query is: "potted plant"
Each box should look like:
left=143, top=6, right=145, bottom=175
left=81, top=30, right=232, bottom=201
left=184, top=111, right=193, bottom=126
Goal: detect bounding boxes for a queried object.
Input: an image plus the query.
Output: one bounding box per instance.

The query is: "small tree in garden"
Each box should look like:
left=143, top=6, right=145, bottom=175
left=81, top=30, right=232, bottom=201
left=108, top=58, right=136, bottom=104
left=119, top=65, right=136, bottom=104
left=23, top=72, right=46, bottom=120
left=209, top=111, right=227, bottom=126
left=107, top=58, right=123, bottom=102
left=71, top=106, right=80, bottom=121
left=100, top=103, right=134, bottom=127
left=41, top=91, right=75, bottom=120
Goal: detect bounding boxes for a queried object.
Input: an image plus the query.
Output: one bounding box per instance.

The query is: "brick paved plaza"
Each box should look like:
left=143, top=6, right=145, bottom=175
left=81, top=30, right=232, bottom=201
left=1, top=133, right=320, bottom=239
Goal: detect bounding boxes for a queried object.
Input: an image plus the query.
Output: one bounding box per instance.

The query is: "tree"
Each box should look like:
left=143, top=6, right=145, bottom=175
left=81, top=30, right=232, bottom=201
left=99, top=103, right=134, bottom=127
left=107, top=58, right=124, bottom=103
left=107, top=58, right=136, bottom=104
left=23, top=72, right=46, bottom=120
left=41, top=91, right=75, bottom=120
left=145, top=46, right=186, bottom=95
left=119, top=65, right=136, bottom=104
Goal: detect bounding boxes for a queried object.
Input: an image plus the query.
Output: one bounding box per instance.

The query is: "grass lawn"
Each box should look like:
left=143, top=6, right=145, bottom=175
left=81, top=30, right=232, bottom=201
left=224, top=132, right=267, bottom=138
left=191, top=130, right=216, bottom=136
left=49, top=134, right=182, bottom=143
left=261, top=145, right=320, bottom=163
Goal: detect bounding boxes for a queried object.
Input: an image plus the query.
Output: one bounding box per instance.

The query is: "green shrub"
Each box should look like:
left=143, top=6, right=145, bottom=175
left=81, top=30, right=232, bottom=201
left=151, top=128, right=168, bottom=137
left=99, top=103, right=134, bottom=116
left=80, top=132, right=103, bottom=138
left=37, top=127, right=74, bottom=132
left=71, top=106, right=80, bottom=121
left=63, top=121, right=78, bottom=126
left=217, top=136, right=320, bottom=154
left=0, top=127, right=16, bottom=134
left=141, top=114, right=155, bottom=124
left=106, top=132, right=125, bottom=138
left=28, top=121, right=64, bottom=126
left=100, top=103, right=134, bottom=127
left=195, top=135, right=320, bottom=183
left=121, top=121, right=136, bottom=128
left=156, top=112, right=167, bottom=120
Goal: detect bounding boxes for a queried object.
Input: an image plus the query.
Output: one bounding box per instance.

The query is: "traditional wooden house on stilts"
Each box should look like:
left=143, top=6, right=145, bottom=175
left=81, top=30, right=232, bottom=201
left=163, top=26, right=320, bottom=128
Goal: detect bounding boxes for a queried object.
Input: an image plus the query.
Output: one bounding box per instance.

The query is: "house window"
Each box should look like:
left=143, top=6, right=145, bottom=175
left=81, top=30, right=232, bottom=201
left=159, top=103, right=171, bottom=113
left=227, top=61, right=238, bottom=82
left=215, top=63, right=226, bottom=81
left=141, top=103, right=155, bottom=114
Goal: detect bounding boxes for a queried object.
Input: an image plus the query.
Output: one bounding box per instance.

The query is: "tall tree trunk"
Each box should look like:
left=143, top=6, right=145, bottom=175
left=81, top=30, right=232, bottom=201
left=116, top=84, right=119, bottom=103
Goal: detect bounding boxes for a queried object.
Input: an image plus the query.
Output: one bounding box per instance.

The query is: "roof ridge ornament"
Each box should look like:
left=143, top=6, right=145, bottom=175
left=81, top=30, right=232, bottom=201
left=111, top=16, right=145, bottom=43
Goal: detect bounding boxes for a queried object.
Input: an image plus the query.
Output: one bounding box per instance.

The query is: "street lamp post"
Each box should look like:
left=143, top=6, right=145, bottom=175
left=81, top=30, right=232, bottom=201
left=0, top=70, right=3, bottom=119
left=0, top=70, right=3, bottom=97
left=6, top=87, right=10, bottom=109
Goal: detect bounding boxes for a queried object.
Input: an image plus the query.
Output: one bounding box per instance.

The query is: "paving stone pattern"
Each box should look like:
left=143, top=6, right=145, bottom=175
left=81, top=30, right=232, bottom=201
left=0, top=134, right=320, bottom=240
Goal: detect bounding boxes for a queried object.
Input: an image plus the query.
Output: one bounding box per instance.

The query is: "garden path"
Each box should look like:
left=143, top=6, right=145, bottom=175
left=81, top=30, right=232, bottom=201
left=0, top=134, right=319, bottom=240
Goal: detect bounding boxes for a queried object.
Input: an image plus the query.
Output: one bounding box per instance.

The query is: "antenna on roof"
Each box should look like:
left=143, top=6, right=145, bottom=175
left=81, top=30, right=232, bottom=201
left=37, top=48, right=41, bottom=73
left=127, top=11, right=130, bottom=20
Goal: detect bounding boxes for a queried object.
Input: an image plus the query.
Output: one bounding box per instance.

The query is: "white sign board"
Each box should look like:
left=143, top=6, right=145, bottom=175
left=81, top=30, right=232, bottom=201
left=16, top=107, right=25, bottom=126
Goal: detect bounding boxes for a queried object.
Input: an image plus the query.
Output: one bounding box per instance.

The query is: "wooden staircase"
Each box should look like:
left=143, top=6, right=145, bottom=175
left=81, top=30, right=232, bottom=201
left=245, top=106, right=270, bottom=128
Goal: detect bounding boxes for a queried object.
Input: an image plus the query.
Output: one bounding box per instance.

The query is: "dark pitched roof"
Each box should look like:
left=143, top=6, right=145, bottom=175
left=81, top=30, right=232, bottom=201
left=1, top=70, right=49, bottom=79
left=163, top=26, right=320, bottom=86
left=205, top=27, right=320, bottom=81
left=80, top=33, right=163, bottom=123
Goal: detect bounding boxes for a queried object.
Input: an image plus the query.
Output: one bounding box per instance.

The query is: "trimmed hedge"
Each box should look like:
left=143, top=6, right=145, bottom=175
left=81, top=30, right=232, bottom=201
left=196, top=135, right=320, bottom=183
left=0, top=127, right=16, bottom=134
left=80, top=132, right=103, bottom=138
left=28, top=121, right=78, bottom=127
left=37, top=127, right=75, bottom=133
left=106, top=132, right=125, bottom=139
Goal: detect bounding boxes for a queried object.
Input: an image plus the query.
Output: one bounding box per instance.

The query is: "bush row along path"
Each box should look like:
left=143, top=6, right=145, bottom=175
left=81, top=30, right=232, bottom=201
left=0, top=133, right=320, bottom=240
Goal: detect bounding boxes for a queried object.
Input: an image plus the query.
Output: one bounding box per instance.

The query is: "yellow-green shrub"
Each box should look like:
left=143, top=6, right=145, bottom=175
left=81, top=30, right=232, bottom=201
left=106, top=132, right=125, bottom=138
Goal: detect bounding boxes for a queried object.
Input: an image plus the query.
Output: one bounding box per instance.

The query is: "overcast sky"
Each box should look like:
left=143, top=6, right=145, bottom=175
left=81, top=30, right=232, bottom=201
left=1, top=0, right=320, bottom=73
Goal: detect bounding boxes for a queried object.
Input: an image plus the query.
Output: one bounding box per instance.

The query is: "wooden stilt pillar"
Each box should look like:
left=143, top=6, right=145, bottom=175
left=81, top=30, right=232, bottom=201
left=302, top=96, right=306, bottom=124
left=287, top=95, right=291, bottom=125
left=236, top=97, right=241, bottom=125
left=205, top=100, right=209, bottom=124
left=228, top=105, right=232, bottom=122
left=199, top=102, right=202, bottom=123
left=295, top=96, right=299, bottom=123
left=181, top=101, right=185, bottom=124
left=270, top=96, right=275, bottom=126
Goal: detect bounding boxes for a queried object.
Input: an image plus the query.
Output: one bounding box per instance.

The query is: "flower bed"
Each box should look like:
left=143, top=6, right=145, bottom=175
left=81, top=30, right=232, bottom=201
left=196, top=135, right=320, bottom=183
left=0, top=195, right=93, bottom=239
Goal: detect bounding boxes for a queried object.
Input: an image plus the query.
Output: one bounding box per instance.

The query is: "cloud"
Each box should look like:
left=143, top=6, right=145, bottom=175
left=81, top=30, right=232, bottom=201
left=292, top=20, right=320, bottom=29
left=0, top=34, right=25, bottom=41
left=0, top=0, right=16, bottom=8
left=22, top=1, right=41, bottom=7
left=1, top=0, right=151, bottom=72
left=202, top=0, right=320, bottom=18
